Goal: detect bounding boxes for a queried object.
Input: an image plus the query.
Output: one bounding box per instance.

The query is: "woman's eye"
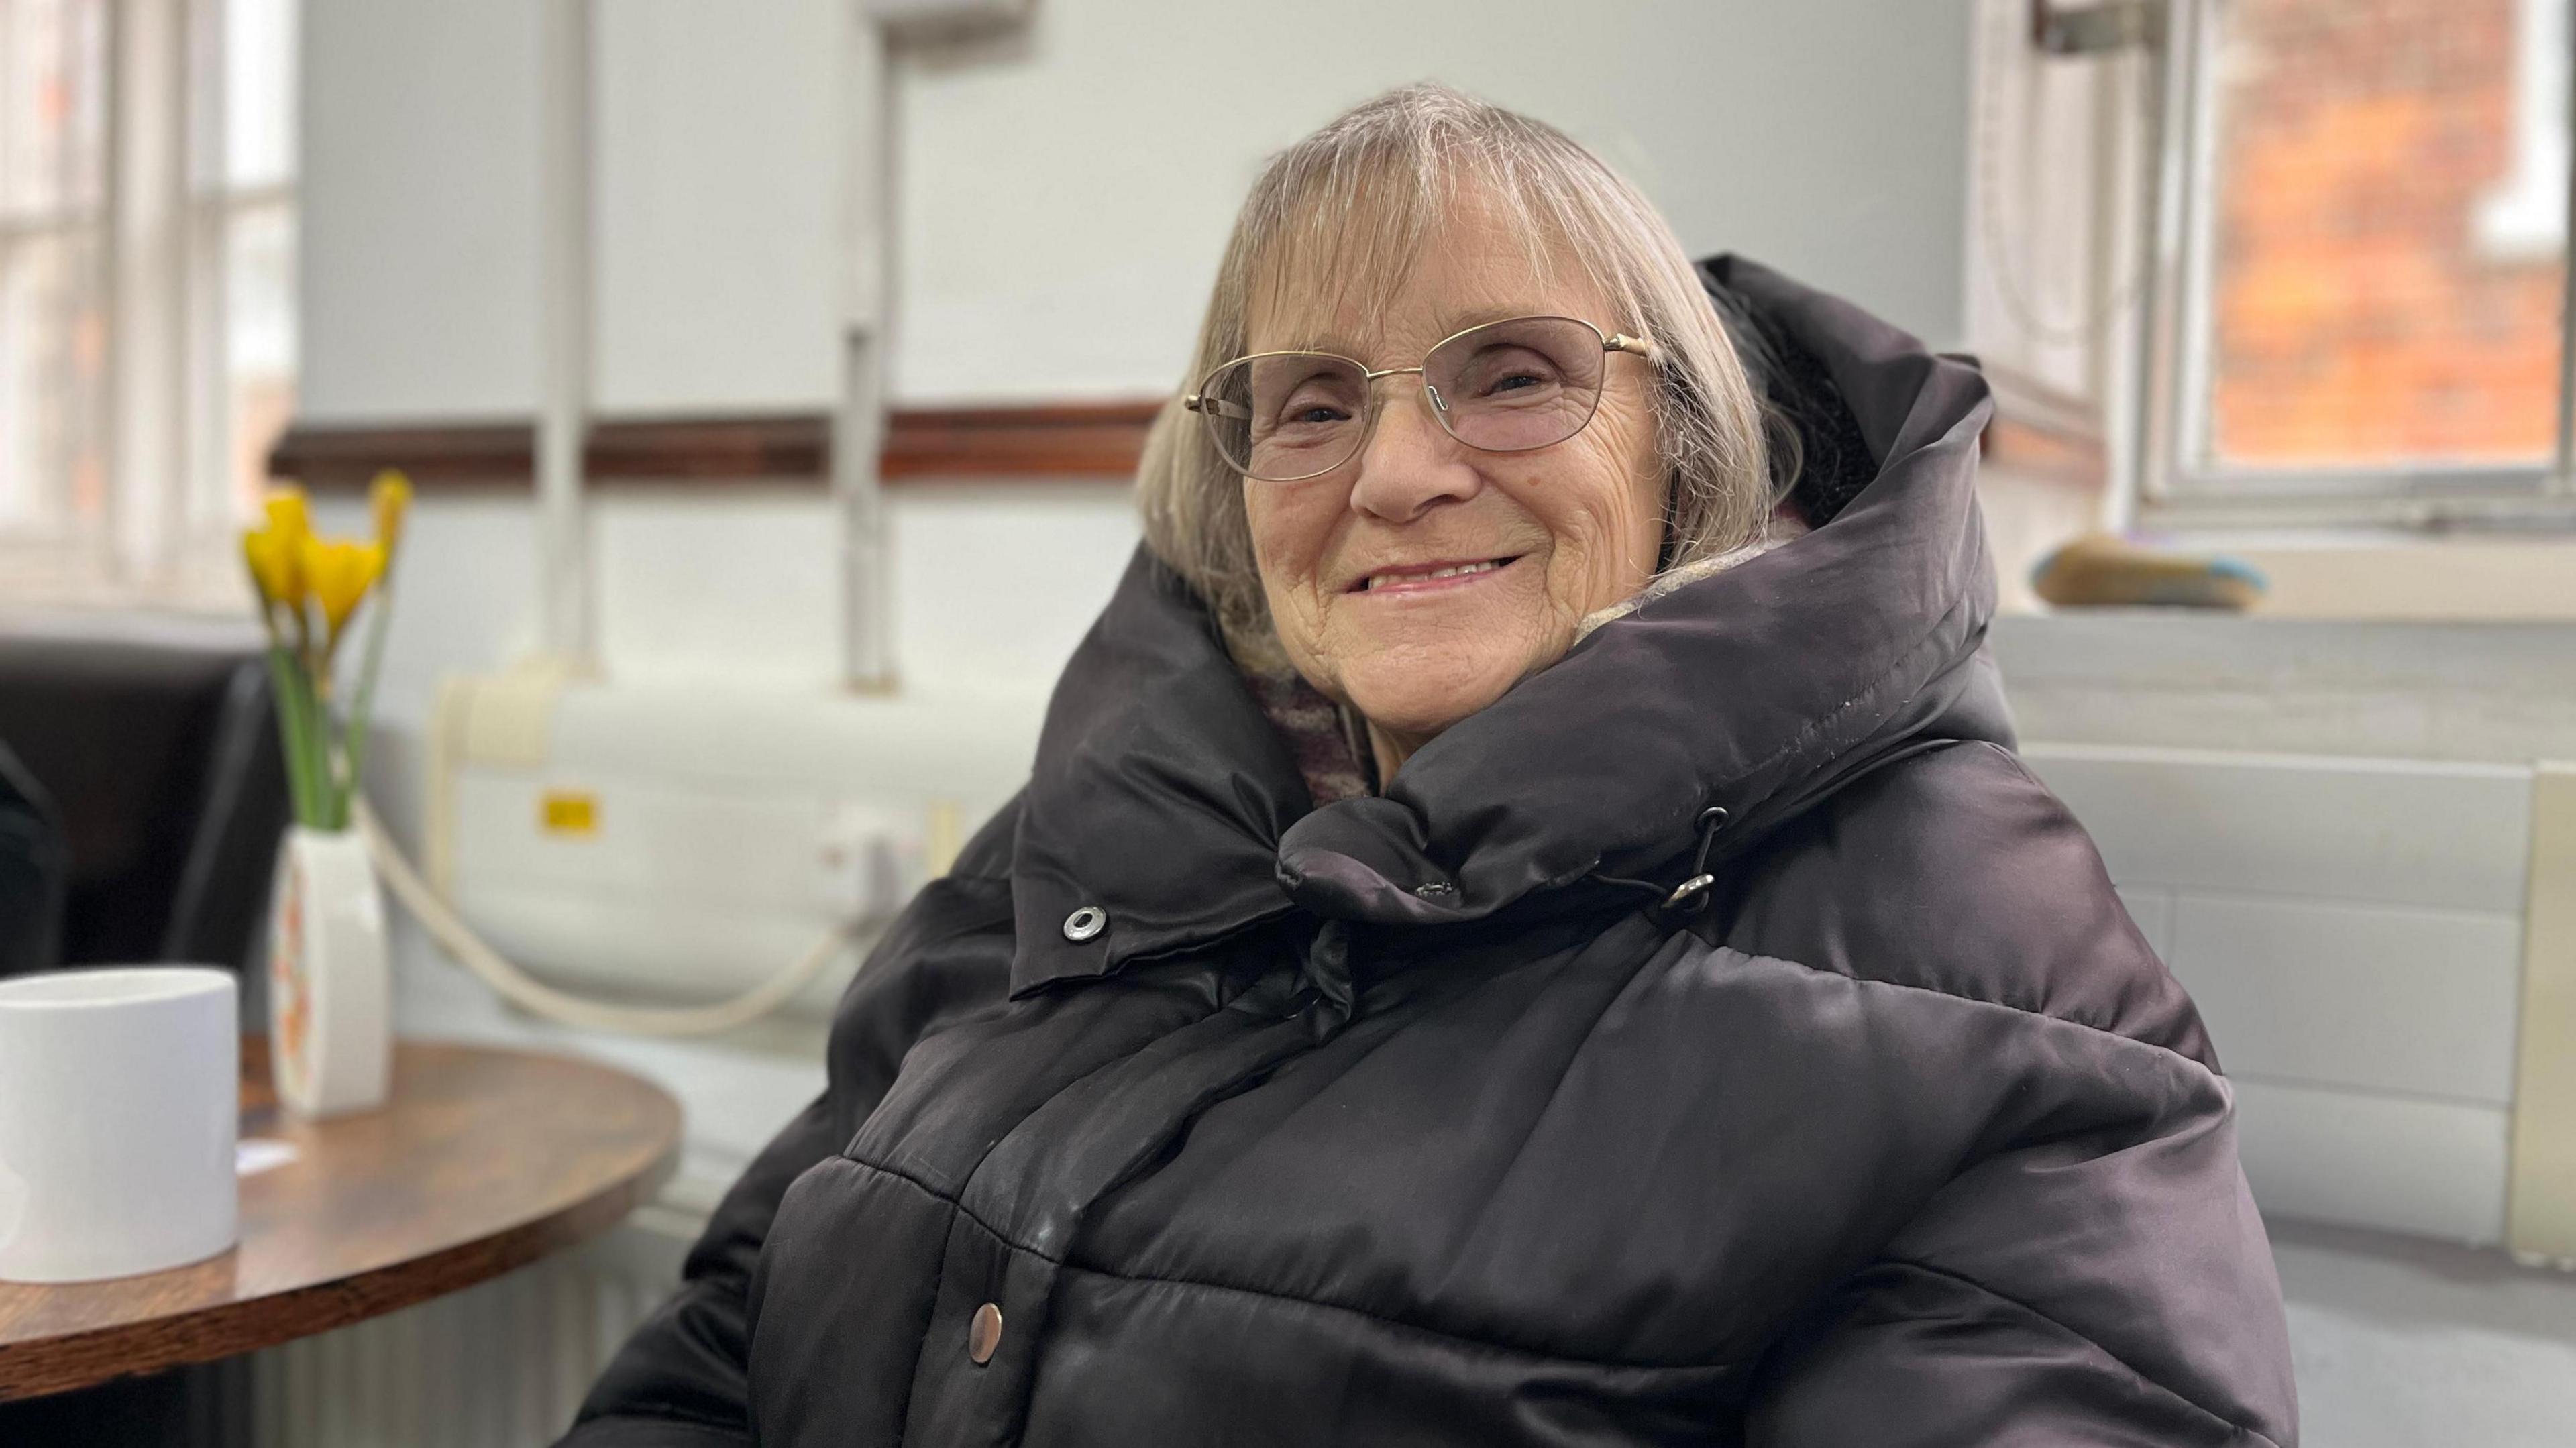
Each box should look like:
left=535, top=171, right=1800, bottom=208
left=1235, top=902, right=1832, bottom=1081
left=1267, top=380, right=1357, bottom=427
left=1279, top=398, right=1351, bottom=426
left=1462, top=348, right=1562, bottom=399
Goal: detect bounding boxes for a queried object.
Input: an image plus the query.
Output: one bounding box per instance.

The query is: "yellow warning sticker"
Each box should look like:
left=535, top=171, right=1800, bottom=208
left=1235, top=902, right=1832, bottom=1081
left=540, top=790, right=599, bottom=836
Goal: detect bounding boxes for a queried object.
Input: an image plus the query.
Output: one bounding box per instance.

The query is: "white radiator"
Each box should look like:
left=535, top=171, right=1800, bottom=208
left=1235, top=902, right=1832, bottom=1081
left=2019, top=743, right=2576, bottom=1263
left=247, top=1204, right=697, bottom=1447
left=428, top=670, right=1043, bottom=1017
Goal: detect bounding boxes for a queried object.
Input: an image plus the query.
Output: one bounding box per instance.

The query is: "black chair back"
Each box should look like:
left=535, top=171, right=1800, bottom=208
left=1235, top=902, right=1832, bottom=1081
left=0, top=737, right=68, bottom=976
left=0, top=634, right=291, bottom=978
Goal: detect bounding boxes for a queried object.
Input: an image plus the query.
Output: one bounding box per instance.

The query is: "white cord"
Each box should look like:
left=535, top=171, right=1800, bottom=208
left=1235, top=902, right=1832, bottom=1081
left=354, top=794, right=855, bottom=1037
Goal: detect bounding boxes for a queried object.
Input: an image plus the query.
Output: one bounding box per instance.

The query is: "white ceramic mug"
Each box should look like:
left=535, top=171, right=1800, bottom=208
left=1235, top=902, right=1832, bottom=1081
left=0, top=966, right=241, bottom=1282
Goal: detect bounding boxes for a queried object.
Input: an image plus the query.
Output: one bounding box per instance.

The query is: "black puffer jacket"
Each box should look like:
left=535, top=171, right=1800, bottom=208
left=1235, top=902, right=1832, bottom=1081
left=563, top=257, right=2297, bottom=1448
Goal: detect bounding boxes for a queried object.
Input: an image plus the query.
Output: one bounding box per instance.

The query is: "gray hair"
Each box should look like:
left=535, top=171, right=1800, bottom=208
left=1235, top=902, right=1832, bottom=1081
left=1138, top=82, right=1788, bottom=658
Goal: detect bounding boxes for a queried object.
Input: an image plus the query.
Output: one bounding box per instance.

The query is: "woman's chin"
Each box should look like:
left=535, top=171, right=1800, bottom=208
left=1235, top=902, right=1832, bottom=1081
left=1342, top=652, right=1534, bottom=749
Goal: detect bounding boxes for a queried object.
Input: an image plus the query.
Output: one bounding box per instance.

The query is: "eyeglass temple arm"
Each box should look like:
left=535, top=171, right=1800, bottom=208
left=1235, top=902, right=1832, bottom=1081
left=1181, top=393, right=1251, bottom=421
left=1606, top=333, right=1662, bottom=364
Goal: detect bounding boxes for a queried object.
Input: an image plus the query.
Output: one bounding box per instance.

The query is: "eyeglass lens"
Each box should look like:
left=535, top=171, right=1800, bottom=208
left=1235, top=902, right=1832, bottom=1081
left=1199, top=316, right=1611, bottom=481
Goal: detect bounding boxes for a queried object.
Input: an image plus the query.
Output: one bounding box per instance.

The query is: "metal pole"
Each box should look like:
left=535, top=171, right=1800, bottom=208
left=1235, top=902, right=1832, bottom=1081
left=838, top=21, right=893, bottom=689
left=103, top=0, right=190, bottom=587
left=2555, top=0, right=2576, bottom=496
left=2121, top=0, right=2200, bottom=528
left=537, top=0, right=596, bottom=668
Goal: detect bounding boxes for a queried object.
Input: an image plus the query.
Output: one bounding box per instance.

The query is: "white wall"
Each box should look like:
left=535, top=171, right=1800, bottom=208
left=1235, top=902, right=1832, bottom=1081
left=299, top=0, right=1975, bottom=423
left=300, top=0, right=850, bottom=421
left=891, top=0, right=1974, bottom=401
left=300, top=0, right=541, bottom=419
left=591, top=0, right=847, bottom=414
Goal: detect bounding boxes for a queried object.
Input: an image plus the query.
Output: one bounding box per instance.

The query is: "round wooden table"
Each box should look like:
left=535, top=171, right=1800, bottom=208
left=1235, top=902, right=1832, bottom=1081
left=0, top=1038, right=680, bottom=1402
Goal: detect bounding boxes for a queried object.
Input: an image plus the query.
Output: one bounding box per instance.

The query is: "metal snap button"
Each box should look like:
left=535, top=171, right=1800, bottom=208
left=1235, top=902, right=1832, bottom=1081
left=968, top=1302, right=1002, bottom=1365
left=1062, top=905, right=1107, bottom=942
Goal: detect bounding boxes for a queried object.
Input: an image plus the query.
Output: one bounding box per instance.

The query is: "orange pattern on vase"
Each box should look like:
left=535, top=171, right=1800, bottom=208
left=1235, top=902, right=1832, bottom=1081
left=270, top=861, right=311, bottom=1099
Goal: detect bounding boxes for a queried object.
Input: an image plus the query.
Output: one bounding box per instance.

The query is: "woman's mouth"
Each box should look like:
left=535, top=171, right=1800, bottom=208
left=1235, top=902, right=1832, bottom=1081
left=1350, top=555, right=1524, bottom=596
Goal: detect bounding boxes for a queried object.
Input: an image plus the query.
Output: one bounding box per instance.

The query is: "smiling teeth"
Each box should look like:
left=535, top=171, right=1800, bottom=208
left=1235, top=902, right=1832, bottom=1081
left=1368, top=559, right=1501, bottom=591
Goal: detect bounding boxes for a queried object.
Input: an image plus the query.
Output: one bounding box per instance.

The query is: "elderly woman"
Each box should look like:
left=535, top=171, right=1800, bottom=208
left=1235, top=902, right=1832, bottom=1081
left=565, top=87, right=2295, bottom=1447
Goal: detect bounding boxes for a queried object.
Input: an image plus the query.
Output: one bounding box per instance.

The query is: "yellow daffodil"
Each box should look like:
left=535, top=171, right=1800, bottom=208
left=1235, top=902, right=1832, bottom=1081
left=264, top=486, right=311, bottom=547
left=370, top=469, right=412, bottom=563
left=238, top=478, right=405, bottom=833
left=300, top=534, right=387, bottom=644
left=242, top=526, right=298, bottom=607
left=251, top=487, right=314, bottom=604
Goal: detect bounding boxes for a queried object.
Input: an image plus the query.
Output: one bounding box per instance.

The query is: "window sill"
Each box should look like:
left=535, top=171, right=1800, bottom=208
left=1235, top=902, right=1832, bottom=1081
left=0, top=537, right=264, bottom=620
left=0, top=602, right=265, bottom=653
left=2098, top=537, right=2576, bottom=624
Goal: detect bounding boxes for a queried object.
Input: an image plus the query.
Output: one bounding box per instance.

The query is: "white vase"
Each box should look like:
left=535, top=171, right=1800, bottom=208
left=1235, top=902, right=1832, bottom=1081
left=267, top=824, right=391, bottom=1118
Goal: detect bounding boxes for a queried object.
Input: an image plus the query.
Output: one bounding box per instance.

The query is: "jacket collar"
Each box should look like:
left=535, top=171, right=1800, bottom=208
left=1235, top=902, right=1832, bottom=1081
left=1007, top=255, right=2004, bottom=997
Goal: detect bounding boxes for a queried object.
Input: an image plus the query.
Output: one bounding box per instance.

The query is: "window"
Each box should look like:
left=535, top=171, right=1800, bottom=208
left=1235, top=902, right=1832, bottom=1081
left=0, top=0, right=109, bottom=555
left=2140, top=0, right=2576, bottom=524
left=193, top=0, right=297, bottom=565
left=0, top=0, right=295, bottom=606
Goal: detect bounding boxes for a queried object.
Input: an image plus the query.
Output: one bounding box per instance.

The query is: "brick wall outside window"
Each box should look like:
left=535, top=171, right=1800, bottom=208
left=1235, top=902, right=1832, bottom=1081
left=2210, top=0, right=2564, bottom=467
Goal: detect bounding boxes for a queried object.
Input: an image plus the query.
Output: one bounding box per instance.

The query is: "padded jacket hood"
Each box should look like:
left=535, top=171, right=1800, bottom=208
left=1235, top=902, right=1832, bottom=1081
left=563, top=256, right=2297, bottom=1448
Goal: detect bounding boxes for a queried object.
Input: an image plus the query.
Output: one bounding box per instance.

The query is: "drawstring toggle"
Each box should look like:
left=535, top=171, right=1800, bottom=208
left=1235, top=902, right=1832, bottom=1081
left=1660, top=806, right=1731, bottom=913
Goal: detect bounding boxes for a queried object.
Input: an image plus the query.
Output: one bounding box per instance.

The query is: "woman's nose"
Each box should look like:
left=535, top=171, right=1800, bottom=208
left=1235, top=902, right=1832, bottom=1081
left=1346, top=386, right=1482, bottom=522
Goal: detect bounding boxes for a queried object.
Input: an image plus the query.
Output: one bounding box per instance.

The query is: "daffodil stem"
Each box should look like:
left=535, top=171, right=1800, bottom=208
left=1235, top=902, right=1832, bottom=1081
left=337, top=590, right=394, bottom=832
left=294, top=660, right=334, bottom=829
left=300, top=666, right=333, bottom=830
left=264, top=645, right=319, bottom=828
left=313, top=672, right=346, bottom=831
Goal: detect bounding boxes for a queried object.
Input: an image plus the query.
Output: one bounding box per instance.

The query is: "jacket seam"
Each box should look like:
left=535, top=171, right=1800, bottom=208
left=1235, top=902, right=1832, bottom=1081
left=1967, top=740, right=2212, bottom=1058
left=1707, top=545, right=1981, bottom=830
left=1052, top=1258, right=1752, bottom=1377
left=790, top=1158, right=961, bottom=1448
left=846, top=1146, right=1068, bottom=1261
left=555, top=1412, right=752, bottom=1448
left=856, top=997, right=1279, bottom=1192
left=1742, top=941, right=2224, bottom=1081
left=841, top=1154, right=1747, bottom=1376
left=1875, top=1257, right=2286, bottom=1448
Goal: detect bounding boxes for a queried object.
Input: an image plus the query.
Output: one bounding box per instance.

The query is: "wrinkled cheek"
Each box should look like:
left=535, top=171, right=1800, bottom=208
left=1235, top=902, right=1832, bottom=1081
left=1541, top=513, right=1646, bottom=628
left=1269, top=586, right=1351, bottom=700
left=1246, top=497, right=1348, bottom=663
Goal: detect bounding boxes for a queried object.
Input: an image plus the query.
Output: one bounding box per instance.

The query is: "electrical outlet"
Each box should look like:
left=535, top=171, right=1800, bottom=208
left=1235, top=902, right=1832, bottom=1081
left=815, top=801, right=928, bottom=922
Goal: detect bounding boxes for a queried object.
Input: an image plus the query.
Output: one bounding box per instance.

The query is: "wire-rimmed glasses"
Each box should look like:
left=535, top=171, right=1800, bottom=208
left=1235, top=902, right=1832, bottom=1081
left=1182, top=315, right=1660, bottom=482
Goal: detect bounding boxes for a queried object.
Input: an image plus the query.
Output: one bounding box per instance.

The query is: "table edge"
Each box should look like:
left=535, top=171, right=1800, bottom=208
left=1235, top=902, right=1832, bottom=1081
left=0, top=1047, right=684, bottom=1402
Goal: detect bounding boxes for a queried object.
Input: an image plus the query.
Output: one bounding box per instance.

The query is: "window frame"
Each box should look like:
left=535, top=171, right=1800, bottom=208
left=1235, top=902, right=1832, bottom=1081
left=2131, top=0, right=2576, bottom=531
left=0, top=0, right=110, bottom=560
left=0, top=0, right=290, bottom=611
